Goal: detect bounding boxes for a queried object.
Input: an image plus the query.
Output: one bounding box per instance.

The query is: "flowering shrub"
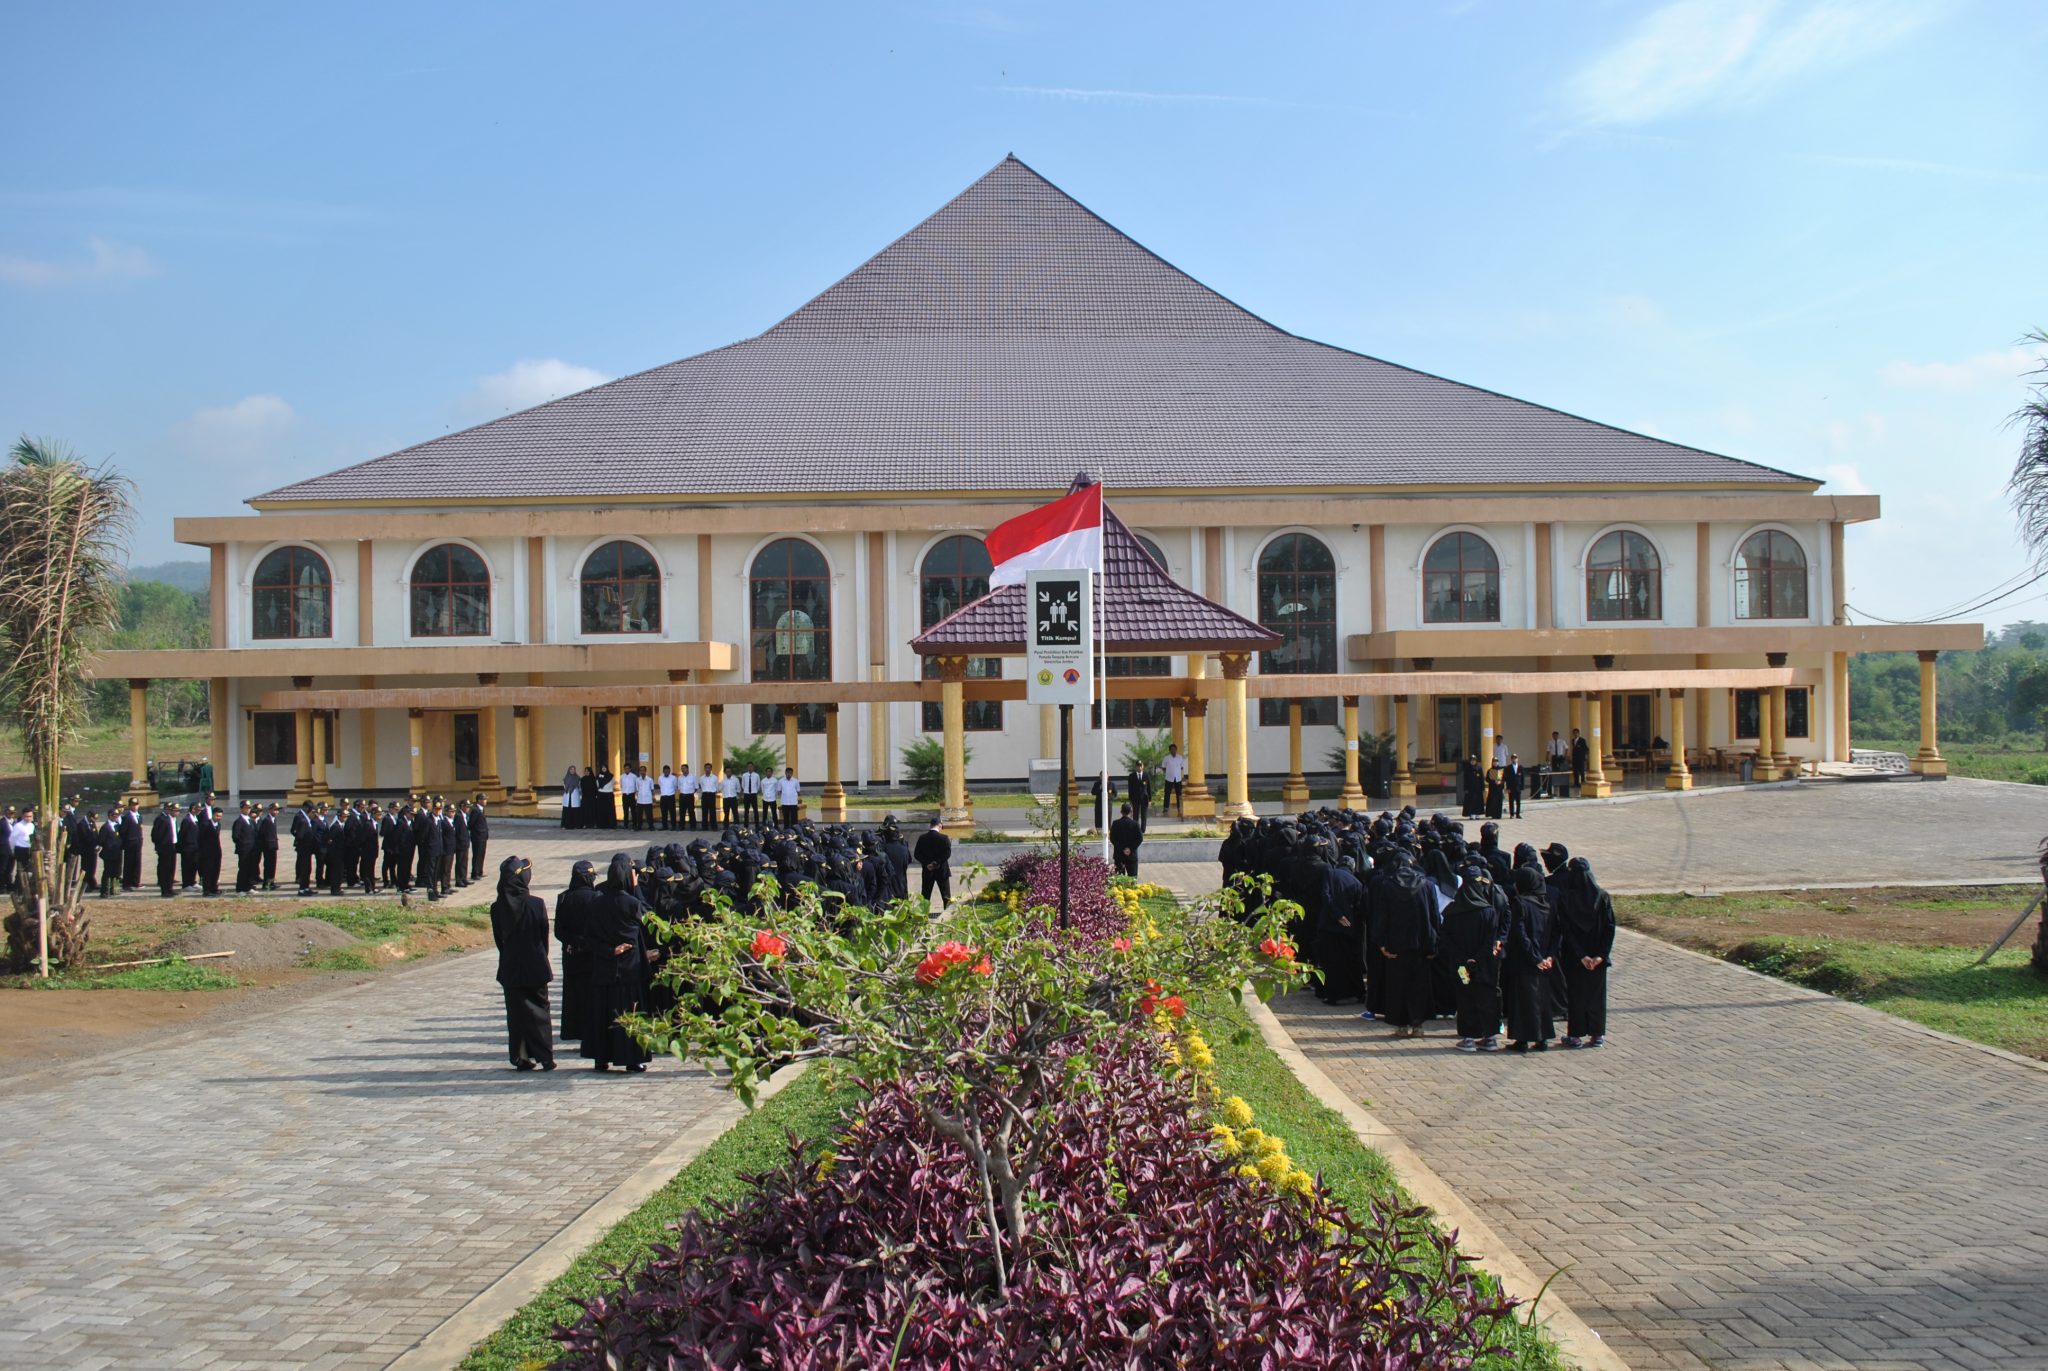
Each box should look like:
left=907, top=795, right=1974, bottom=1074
left=997, top=850, right=1121, bottom=941
left=557, top=1029, right=1516, bottom=1369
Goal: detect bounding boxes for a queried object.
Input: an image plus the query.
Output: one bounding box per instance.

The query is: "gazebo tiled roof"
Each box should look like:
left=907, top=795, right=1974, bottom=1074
left=911, top=495, right=1282, bottom=657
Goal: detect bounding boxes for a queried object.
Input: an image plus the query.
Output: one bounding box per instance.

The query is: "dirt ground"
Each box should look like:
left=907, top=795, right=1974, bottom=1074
left=1614, top=884, right=2040, bottom=956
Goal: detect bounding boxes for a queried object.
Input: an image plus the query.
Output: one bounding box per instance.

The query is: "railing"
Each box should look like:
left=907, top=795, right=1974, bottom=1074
left=1849, top=749, right=1911, bottom=773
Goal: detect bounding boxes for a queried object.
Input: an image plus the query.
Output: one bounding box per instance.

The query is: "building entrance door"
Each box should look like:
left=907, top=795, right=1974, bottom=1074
left=452, top=713, right=481, bottom=783
left=1434, top=697, right=1483, bottom=768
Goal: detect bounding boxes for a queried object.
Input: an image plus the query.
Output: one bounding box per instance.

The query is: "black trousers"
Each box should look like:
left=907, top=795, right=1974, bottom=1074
left=1563, top=961, right=1608, bottom=1039
left=1454, top=980, right=1502, bottom=1039
left=1114, top=850, right=1139, bottom=878
left=1379, top=953, right=1433, bottom=1028
left=678, top=794, right=695, bottom=828
left=1507, top=787, right=1523, bottom=818
left=235, top=850, right=257, bottom=893
left=700, top=797, right=719, bottom=830
left=780, top=804, right=798, bottom=827
left=742, top=793, right=761, bottom=822
left=1133, top=799, right=1150, bottom=830
left=180, top=851, right=196, bottom=888
left=157, top=851, right=178, bottom=896
left=123, top=843, right=142, bottom=888
left=659, top=795, right=676, bottom=828
left=262, top=849, right=278, bottom=889
left=1162, top=780, right=1183, bottom=815
left=501, top=986, right=555, bottom=1068
left=470, top=838, right=486, bottom=882
left=921, top=866, right=952, bottom=909
left=295, top=848, right=314, bottom=890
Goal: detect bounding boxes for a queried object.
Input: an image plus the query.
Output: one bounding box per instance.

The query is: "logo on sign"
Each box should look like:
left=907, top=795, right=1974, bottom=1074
left=1063, top=667, right=1081, bottom=684
left=1035, top=580, right=1083, bottom=647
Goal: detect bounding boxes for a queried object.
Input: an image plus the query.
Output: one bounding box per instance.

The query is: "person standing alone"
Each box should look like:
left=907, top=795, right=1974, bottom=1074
left=488, top=856, right=555, bottom=1072
left=913, top=818, right=953, bottom=909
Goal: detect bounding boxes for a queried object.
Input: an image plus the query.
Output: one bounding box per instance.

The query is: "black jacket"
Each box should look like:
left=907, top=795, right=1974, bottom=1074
left=290, top=808, right=318, bottom=851
left=151, top=812, right=176, bottom=854
left=467, top=808, right=489, bottom=846
left=232, top=814, right=255, bottom=855
left=256, top=813, right=278, bottom=852
left=912, top=828, right=952, bottom=876
left=1110, top=815, right=1144, bottom=859
left=491, top=893, right=553, bottom=988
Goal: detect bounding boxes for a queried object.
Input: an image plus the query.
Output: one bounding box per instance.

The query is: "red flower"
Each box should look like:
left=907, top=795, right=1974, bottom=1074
left=915, top=954, right=948, bottom=985
left=1161, top=994, right=1187, bottom=1019
left=1259, top=937, right=1297, bottom=961
left=915, top=941, right=982, bottom=985
left=750, top=931, right=787, bottom=960
left=971, top=957, right=992, bottom=976
left=1110, top=937, right=1133, bottom=953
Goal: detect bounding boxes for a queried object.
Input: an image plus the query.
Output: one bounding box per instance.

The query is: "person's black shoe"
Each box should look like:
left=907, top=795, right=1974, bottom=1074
left=515, top=1060, right=537, bottom=1071
left=540, top=1060, right=557, bottom=1071
left=592, top=1063, right=610, bottom=1072
left=626, top=1064, right=647, bottom=1073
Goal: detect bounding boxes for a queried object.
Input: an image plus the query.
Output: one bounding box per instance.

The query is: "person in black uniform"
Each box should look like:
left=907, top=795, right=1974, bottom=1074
left=489, top=855, right=555, bottom=1071
left=120, top=799, right=144, bottom=889
left=436, top=802, right=458, bottom=894
left=468, top=797, right=489, bottom=881
left=450, top=801, right=471, bottom=888
left=1504, top=754, right=1525, bottom=820
left=325, top=802, right=348, bottom=897
left=232, top=800, right=258, bottom=894
left=554, top=860, right=599, bottom=1045
left=1554, top=857, right=1615, bottom=1049
left=197, top=796, right=223, bottom=896
left=70, top=806, right=98, bottom=893
left=1126, top=761, right=1153, bottom=832
left=1110, top=803, right=1144, bottom=878
left=152, top=802, right=181, bottom=897
left=176, top=803, right=199, bottom=891
left=257, top=802, right=280, bottom=891
left=913, top=818, right=953, bottom=910
left=94, top=811, right=120, bottom=897
left=290, top=800, right=319, bottom=895
left=584, top=854, right=650, bottom=1072
left=412, top=801, right=441, bottom=900
left=378, top=805, right=402, bottom=889
left=1502, top=865, right=1561, bottom=1053
left=1570, top=729, right=1589, bottom=794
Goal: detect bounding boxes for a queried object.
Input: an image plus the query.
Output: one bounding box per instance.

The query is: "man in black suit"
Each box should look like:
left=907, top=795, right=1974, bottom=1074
left=176, top=803, right=200, bottom=891
left=450, top=801, right=471, bottom=888
left=69, top=806, right=98, bottom=893
left=1126, top=761, right=1154, bottom=832
left=468, top=797, right=489, bottom=879
left=119, top=799, right=144, bottom=889
left=232, top=800, right=258, bottom=893
left=290, top=800, right=318, bottom=895
left=1110, top=803, right=1145, bottom=878
left=197, top=795, right=223, bottom=896
left=94, top=812, right=120, bottom=897
left=257, top=802, right=280, bottom=890
left=912, top=819, right=953, bottom=910
left=152, top=802, right=181, bottom=897
left=412, top=801, right=442, bottom=899
left=1570, top=728, right=1589, bottom=795
left=1504, top=753, right=1525, bottom=819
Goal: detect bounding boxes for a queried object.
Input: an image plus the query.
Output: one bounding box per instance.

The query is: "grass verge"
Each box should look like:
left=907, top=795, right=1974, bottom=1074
left=2, top=956, right=241, bottom=991
left=1725, top=937, right=2047, bottom=1059
left=456, top=1067, right=852, bottom=1371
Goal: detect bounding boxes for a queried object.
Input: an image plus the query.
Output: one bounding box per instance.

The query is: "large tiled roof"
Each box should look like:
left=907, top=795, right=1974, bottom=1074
left=256, top=156, right=1812, bottom=505
left=911, top=497, right=1282, bottom=656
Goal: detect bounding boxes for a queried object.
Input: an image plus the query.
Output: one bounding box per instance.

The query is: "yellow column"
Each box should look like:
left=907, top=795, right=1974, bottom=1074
left=1752, top=690, right=1777, bottom=781
left=1339, top=695, right=1365, bottom=807
left=1480, top=696, right=1497, bottom=768
left=477, top=706, right=504, bottom=801
left=507, top=706, right=538, bottom=813
left=1282, top=701, right=1309, bottom=809
left=1583, top=694, right=1611, bottom=798
left=209, top=679, right=228, bottom=792
left=1832, top=651, right=1851, bottom=760
left=1569, top=691, right=1584, bottom=743
left=1170, top=698, right=1187, bottom=758
left=1601, top=692, right=1619, bottom=771
left=782, top=706, right=799, bottom=779
left=1911, top=650, right=1947, bottom=776
left=1183, top=698, right=1215, bottom=818
left=939, top=657, right=972, bottom=834
left=1665, top=689, right=1692, bottom=790
left=605, top=708, right=624, bottom=821
left=708, top=704, right=725, bottom=774
left=291, top=708, right=315, bottom=805
left=309, top=711, right=332, bottom=800
left=408, top=709, right=426, bottom=794
left=123, top=680, right=156, bottom=807
left=869, top=668, right=889, bottom=787
left=821, top=703, right=846, bottom=821
left=1391, top=694, right=1416, bottom=799
left=1772, top=686, right=1793, bottom=775
left=1221, top=653, right=1252, bottom=820
left=672, top=703, right=691, bottom=775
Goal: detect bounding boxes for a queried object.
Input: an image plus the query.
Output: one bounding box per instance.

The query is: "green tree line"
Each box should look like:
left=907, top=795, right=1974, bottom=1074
left=1852, top=621, right=2048, bottom=746
left=87, top=577, right=211, bottom=728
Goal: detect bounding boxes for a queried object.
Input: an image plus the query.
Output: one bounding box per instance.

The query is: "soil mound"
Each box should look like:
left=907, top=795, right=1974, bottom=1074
left=159, top=918, right=359, bottom=972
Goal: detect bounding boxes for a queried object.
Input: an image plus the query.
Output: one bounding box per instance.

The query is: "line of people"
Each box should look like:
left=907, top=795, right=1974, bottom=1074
left=1222, top=809, right=1616, bottom=1054
left=559, top=763, right=802, bottom=831
left=488, top=815, right=955, bottom=1073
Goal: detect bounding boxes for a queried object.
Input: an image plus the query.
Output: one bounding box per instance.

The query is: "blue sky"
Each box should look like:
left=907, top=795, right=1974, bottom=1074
left=3, top=1, right=2044, bottom=626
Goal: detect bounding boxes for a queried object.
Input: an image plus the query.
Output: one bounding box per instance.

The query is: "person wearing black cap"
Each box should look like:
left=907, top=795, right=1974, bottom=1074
left=489, top=855, right=555, bottom=1071
left=154, top=801, right=182, bottom=897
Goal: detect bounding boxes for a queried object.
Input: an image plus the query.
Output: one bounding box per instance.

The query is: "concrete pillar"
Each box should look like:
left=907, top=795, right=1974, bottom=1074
left=782, top=706, right=799, bottom=781
left=708, top=704, right=725, bottom=774
left=1480, top=696, right=1497, bottom=768
left=822, top=703, right=846, bottom=822
left=209, top=678, right=228, bottom=793
left=1339, top=695, right=1365, bottom=807
left=507, top=706, right=538, bottom=813
left=1039, top=702, right=1057, bottom=761
left=291, top=708, right=315, bottom=805
left=1832, top=650, right=1851, bottom=761
left=1170, top=699, right=1187, bottom=761
left=1753, top=690, right=1777, bottom=781
left=1583, top=694, right=1612, bottom=798
left=1281, top=701, right=1309, bottom=809
left=938, top=657, right=972, bottom=834
left=477, top=705, right=504, bottom=801
left=1665, top=689, right=1692, bottom=790
left=1569, top=691, right=1584, bottom=745
left=407, top=709, right=425, bottom=795
left=1183, top=698, right=1215, bottom=818
left=672, top=702, right=691, bottom=776
left=1536, top=688, right=1554, bottom=756
left=122, top=680, right=157, bottom=807
left=1911, top=651, right=1946, bottom=776
left=309, top=711, right=331, bottom=800
left=1391, top=694, right=1416, bottom=799
left=606, top=707, right=624, bottom=822
left=1220, top=652, right=1253, bottom=820
left=1771, top=685, right=1793, bottom=775
left=1601, top=692, right=1618, bottom=771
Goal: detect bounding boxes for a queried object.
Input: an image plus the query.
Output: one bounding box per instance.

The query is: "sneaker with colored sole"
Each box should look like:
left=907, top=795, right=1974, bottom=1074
left=1559, top=1036, right=1584, bottom=1049
left=1455, top=1039, right=1478, bottom=1053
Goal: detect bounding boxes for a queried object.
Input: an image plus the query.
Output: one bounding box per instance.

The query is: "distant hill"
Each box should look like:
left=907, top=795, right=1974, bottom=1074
left=124, top=560, right=210, bottom=594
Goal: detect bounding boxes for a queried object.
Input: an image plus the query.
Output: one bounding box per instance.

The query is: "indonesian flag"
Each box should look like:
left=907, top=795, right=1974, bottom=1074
left=985, top=483, right=1104, bottom=587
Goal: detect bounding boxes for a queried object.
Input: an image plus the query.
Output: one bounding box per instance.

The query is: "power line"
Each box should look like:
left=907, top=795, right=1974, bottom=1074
left=1849, top=562, right=2048, bottom=624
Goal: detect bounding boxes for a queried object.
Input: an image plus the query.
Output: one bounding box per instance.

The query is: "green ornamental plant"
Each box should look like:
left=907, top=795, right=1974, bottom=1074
left=628, top=873, right=1304, bottom=1292
left=1118, top=725, right=1172, bottom=773
left=722, top=736, right=781, bottom=777
left=898, top=734, right=970, bottom=801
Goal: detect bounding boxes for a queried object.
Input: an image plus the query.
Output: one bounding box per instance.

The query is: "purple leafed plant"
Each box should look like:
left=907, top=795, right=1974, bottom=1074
left=999, top=850, right=1125, bottom=944
left=553, top=1030, right=1514, bottom=1369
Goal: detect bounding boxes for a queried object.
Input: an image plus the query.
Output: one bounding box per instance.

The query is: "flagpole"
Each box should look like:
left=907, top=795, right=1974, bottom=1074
left=1097, top=483, right=1111, bottom=865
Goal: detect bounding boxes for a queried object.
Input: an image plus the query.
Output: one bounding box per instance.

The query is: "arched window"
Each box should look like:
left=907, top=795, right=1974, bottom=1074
left=1586, top=531, right=1662, bottom=622
left=1735, top=530, right=1808, bottom=619
left=751, top=539, right=832, bottom=734
left=579, top=541, right=660, bottom=634
left=920, top=536, right=1000, bottom=733
left=1257, top=533, right=1336, bottom=726
left=409, top=543, right=491, bottom=637
left=1422, top=532, right=1500, bottom=623
left=251, top=546, right=331, bottom=640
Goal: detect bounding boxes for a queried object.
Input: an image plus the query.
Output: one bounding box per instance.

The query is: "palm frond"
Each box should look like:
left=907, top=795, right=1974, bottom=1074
left=2004, top=329, right=2048, bottom=567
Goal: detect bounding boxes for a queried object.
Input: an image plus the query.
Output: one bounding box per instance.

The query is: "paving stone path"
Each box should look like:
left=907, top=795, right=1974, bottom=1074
left=1154, top=778, right=2048, bottom=1371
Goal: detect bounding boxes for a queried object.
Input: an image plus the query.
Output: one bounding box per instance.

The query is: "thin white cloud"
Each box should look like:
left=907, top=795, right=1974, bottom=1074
left=175, top=394, right=297, bottom=468
left=466, top=359, right=610, bottom=416
left=1880, top=345, right=2044, bottom=392
left=0, top=236, right=158, bottom=287
left=1563, top=0, right=1940, bottom=127
left=1819, top=463, right=1872, bottom=494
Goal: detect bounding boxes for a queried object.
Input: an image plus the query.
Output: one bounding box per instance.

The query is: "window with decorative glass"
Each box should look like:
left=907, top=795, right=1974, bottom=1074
left=251, top=546, right=332, bottom=640
left=1257, top=533, right=1336, bottom=725
left=579, top=541, right=661, bottom=634
left=750, top=539, right=832, bottom=734
left=1422, top=532, right=1500, bottom=623
left=919, top=536, right=1002, bottom=732
left=1734, top=530, right=1808, bottom=619
left=410, top=543, right=491, bottom=637
left=1586, top=530, right=1662, bottom=621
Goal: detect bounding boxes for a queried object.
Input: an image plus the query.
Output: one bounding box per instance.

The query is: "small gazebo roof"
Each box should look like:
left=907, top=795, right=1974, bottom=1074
left=911, top=495, right=1282, bottom=657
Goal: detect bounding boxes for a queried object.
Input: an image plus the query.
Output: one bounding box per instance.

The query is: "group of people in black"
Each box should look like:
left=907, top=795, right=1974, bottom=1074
left=488, top=815, right=957, bottom=1073
left=1222, top=807, right=1617, bottom=1053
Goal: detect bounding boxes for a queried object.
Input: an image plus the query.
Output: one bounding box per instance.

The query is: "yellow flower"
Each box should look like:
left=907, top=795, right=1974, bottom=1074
left=1256, top=1133, right=1287, bottom=1160
left=815, top=1148, right=838, bottom=1178
left=1233, top=1164, right=1262, bottom=1182
left=1283, top=1168, right=1315, bottom=1198
left=1238, top=1126, right=1267, bottom=1151
left=1221, top=1097, right=1254, bottom=1129
left=1209, top=1124, right=1240, bottom=1156
left=1255, top=1153, right=1292, bottom=1185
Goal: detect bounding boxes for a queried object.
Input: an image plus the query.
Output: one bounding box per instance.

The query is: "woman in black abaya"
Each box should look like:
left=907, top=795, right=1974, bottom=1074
left=554, top=860, right=599, bottom=1043
left=582, top=853, right=651, bottom=1072
left=1553, top=856, right=1616, bottom=1048
left=488, top=856, right=555, bottom=1071
left=1502, top=865, right=1561, bottom=1053
left=1439, top=867, right=1505, bottom=1052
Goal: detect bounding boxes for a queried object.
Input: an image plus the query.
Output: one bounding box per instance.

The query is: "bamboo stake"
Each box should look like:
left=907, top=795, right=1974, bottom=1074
left=90, top=950, right=238, bottom=972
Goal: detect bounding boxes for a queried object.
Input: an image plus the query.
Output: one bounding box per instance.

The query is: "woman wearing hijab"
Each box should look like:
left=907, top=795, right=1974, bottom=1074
left=561, top=765, right=583, bottom=829
left=1371, top=848, right=1438, bottom=1038
left=1502, top=865, right=1561, bottom=1053
left=488, top=855, right=555, bottom=1071
left=583, top=853, right=651, bottom=1072
left=1554, top=857, right=1616, bottom=1048
left=555, top=860, right=599, bottom=1043
left=1440, top=867, right=1505, bottom=1053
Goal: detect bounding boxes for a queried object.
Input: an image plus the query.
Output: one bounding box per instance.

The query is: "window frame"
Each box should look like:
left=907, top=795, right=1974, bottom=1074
left=1256, top=531, right=1338, bottom=727
left=407, top=541, right=494, bottom=639
left=749, top=537, right=833, bottom=735
left=249, top=544, right=333, bottom=641
left=917, top=534, right=1002, bottom=733
left=577, top=539, right=663, bottom=636
left=1585, top=528, right=1664, bottom=623
left=1733, top=528, right=1810, bottom=621
left=1420, top=530, right=1502, bottom=624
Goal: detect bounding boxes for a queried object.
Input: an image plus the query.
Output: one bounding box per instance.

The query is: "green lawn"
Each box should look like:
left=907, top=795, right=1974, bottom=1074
left=1727, top=937, right=2048, bottom=1059
left=3, top=956, right=241, bottom=992
left=1855, top=733, right=2048, bottom=784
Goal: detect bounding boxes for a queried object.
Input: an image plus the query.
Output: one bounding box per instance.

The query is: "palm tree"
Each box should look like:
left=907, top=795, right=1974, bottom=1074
left=2005, top=331, right=2048, bottom=974
left=0, top=437, right=133, bottom=976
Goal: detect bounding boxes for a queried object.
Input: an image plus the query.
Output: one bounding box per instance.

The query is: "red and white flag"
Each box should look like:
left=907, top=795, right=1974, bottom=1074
left=985, top=483, right=1103, bottom=587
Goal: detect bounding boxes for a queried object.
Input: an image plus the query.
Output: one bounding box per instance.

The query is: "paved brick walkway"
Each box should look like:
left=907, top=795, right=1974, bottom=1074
left=1154, top=779, right=2048, bottom=1371
left=0, top=829, right=738, bottom=1371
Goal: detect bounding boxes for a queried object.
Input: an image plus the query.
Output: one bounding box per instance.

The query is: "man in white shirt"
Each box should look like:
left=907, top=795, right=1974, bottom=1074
left=656, top=765, right=677, bottom=830
left=633, top=766, right=656, bottom=832
left=777, top=768, right=801, bottom=827
left=697, top=763, right=721, bottom=830
left=1491, top=736, right=1509, bottom=770
left=722, top=768, right=741, bottom=820
left=675, top=764, right=697, bottom=830
left=1160, top=744, right=1188, bottom=818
